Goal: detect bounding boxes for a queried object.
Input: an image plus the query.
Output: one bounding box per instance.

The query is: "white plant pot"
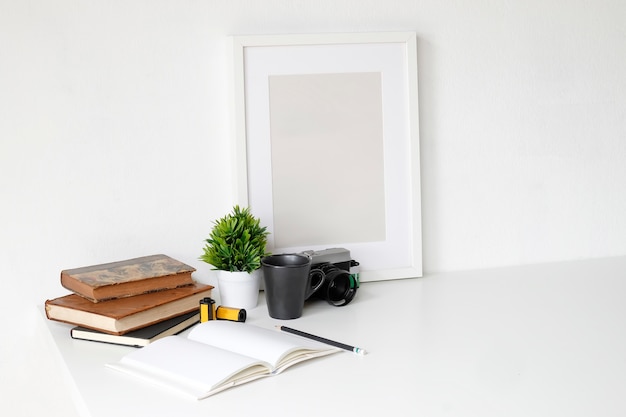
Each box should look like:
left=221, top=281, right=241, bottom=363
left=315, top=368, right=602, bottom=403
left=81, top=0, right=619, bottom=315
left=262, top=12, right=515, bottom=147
left=216, top=269, right=262, bottom=310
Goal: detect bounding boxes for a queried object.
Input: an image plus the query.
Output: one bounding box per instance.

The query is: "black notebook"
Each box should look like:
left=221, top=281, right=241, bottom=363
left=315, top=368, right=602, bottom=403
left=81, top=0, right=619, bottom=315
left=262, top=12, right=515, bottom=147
left=71, top=311, right=199, bottom=347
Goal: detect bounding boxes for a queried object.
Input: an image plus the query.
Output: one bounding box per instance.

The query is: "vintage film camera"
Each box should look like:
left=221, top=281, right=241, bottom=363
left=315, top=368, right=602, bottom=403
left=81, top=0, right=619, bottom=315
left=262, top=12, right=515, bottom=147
left=300, top=248, right=360, bottom=306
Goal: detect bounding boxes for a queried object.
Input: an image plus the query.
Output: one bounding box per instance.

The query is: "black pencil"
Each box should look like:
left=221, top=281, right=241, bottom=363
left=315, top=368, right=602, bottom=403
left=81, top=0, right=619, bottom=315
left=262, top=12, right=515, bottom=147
left=277, top=325, right=367, bottom=355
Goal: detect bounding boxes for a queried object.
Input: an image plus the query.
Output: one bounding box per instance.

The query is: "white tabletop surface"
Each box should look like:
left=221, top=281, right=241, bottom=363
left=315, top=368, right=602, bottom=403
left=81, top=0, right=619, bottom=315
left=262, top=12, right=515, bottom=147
left=42, top=256, right=626, bottom=417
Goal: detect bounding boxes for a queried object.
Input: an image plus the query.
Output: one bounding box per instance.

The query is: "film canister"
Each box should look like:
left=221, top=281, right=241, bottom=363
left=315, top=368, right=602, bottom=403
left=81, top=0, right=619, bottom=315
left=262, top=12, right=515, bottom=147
left=216, top=306, right=246, bottom=322
left=199, top=297, right=216, bottom=322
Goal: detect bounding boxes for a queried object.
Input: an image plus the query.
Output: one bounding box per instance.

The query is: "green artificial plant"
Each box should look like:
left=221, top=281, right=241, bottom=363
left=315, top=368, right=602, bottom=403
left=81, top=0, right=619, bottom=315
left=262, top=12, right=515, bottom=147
left=200, top=205, right=270, bottom=273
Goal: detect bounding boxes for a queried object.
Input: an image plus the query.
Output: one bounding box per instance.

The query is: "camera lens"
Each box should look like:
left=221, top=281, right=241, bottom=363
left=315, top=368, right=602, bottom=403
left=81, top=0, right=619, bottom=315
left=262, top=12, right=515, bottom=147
left=312, top=263, right=357, bottom=306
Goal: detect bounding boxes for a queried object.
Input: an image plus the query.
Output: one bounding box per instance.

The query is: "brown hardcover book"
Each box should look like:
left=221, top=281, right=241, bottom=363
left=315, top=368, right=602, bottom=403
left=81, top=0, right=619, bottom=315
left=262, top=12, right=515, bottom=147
left=60, top=254, right=196, bottom=302
left=45, top=282, right=213, bottom=335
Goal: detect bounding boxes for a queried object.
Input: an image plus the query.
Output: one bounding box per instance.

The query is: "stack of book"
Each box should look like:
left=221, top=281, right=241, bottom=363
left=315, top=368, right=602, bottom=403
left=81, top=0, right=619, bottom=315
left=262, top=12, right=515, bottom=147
left=45, top=254, right=213, bottom=347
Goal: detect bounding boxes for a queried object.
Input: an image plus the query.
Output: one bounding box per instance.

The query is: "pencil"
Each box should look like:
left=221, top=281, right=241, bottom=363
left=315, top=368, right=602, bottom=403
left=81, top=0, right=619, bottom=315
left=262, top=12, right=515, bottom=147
left=277, top=325, right=367, bottom=355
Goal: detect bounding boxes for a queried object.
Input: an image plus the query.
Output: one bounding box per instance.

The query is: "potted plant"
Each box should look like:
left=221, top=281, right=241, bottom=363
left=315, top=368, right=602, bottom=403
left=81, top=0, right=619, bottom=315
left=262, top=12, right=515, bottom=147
left=200, top=205, right=269, bottom=309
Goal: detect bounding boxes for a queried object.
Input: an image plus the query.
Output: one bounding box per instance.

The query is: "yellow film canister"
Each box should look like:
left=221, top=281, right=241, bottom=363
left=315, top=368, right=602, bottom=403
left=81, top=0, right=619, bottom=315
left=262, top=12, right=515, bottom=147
left=199, top=297, right=216, bottom=322
left=216, top=306, right=246, bottom=322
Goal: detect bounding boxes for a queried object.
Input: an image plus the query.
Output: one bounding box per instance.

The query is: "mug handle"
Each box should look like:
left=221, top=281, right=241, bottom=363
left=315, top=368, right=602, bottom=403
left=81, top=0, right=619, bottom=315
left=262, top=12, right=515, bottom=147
left=305, top=268, right=325, bottom=300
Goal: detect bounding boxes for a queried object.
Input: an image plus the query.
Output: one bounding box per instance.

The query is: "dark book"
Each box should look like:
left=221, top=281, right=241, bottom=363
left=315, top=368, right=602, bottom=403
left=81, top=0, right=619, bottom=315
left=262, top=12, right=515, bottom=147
left=70, top=311, right=200, bottom=347
left=45, top=282, right=213, bottom=335
left=60, top=254, right=196, bottom=302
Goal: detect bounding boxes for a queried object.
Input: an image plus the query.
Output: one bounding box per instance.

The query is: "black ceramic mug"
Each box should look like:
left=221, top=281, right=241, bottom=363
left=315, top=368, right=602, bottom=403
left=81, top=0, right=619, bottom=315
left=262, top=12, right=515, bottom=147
left=261, top=253, right=324, bottom=319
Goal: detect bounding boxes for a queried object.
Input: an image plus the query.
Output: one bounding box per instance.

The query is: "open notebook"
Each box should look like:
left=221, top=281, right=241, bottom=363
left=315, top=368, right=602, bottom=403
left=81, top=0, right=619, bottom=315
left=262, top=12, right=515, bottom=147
left=106, top=321, right=340, bottom=399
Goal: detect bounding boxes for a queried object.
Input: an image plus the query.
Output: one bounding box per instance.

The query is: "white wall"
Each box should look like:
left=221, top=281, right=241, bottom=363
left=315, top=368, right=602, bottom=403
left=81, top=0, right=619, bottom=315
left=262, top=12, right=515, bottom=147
left=2, top=1, right=625, bottom=415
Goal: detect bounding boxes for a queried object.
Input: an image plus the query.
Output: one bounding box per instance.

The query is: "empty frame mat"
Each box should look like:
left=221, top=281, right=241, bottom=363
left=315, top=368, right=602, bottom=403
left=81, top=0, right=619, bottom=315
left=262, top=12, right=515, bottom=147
left=268, top=72, right=386, bottom=247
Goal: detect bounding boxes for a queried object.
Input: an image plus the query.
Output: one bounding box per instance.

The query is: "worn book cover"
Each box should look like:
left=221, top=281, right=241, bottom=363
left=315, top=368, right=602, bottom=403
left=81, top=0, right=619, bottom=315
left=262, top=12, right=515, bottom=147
left=45, top=282, right=213, bottom=335
left=60, top=254, right=196, bottom=302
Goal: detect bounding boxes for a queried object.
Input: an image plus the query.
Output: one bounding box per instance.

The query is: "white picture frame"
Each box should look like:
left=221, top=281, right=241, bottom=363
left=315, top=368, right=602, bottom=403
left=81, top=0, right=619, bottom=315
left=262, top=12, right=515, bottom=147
left=232, top=32, right=422, bottom=281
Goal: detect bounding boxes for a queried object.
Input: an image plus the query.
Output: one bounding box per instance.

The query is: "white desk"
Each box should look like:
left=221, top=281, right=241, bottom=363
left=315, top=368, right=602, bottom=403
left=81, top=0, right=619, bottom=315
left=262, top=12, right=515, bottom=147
left=43, top=256, right=626, bottom=417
